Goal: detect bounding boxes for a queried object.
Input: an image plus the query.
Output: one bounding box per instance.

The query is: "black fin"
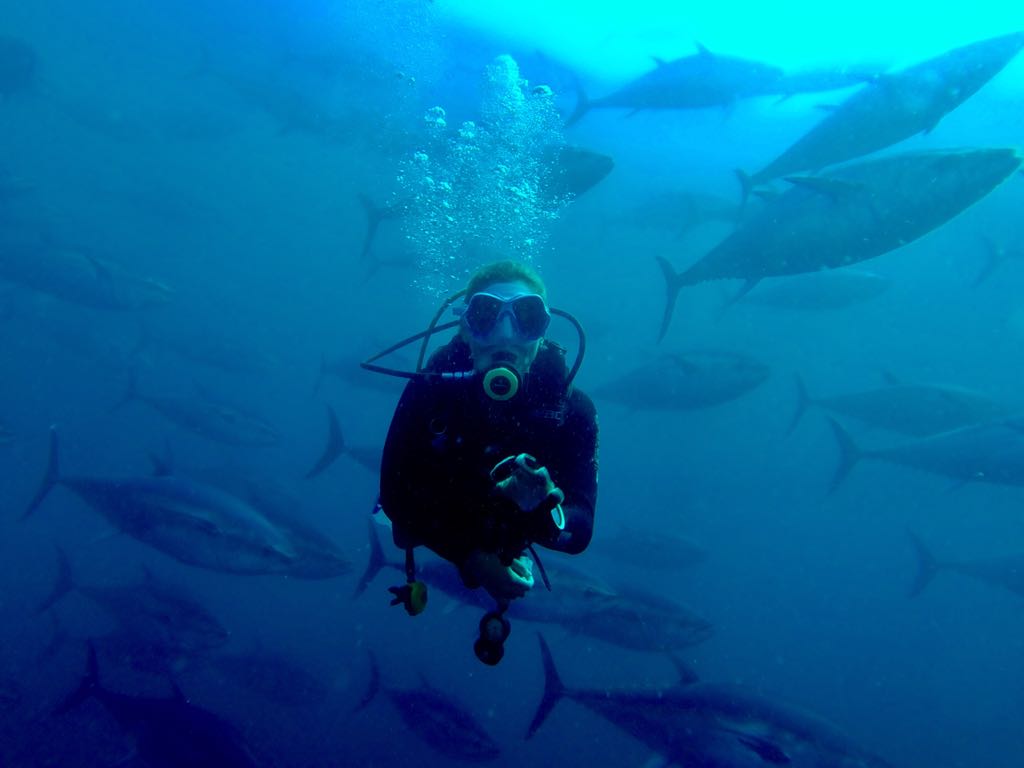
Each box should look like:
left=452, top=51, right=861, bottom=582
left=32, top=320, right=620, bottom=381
left=907, top=530, right=940, bottom=598
left=972, top=235, right=1004, bottom=288
left=655, top=256, right=684, bottom=343
left=305, top=405, right=345, bottom=479
left=666, top=654, right=700, bottom=686
left=353, top=517, right=388, bottom=599
left=735, top=168, right=754, bottom=208
left=526, top=634, right=567, bottom=739
left=357, top=194, right=385, bottom=262
left=24, top=426, right=61, bottom=519
left=564, top=80, right=590, bottom=127
left=786, top=374, right=813, bottom=436
left=734, top=732, right=790, bottom=764
left=354, top=650, right=381, bottom=712
left=826, top=417, right=862, bottom=494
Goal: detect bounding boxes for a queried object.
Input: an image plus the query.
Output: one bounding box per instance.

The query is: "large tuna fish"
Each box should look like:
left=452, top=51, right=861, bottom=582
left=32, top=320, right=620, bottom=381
left=529, top=635, right=896, bottom=768
left=0, top=231, right=172, bottom=311
left=567, top=44, right=784, bottom=125
left=593, top=350, right=770, bottom=410
left=658, top=147, right=1022, bottom=339
left=56, top=644, right=261, bottom=768
left=908, top=530, right=1024, bottom=599
left=789, top=374, right=1012, bottom=436
left=37, top=548, right=230, bottom=656
left=356, top=519, right=709, bottom=653
left=827, top=417, right=1024, bottom=493
left=114, top=373, right=280, bottom=447
left=25, top=428, right=298, bottom=575
left=359, top=652, right=501, bottom=762
left=738, top=31, right=1024, bottom=198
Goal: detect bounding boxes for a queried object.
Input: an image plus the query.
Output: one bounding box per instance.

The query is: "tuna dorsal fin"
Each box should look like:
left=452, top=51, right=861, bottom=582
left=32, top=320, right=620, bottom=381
left=695, top=42, right=712, bottom=57
left=784, top=175, right=863, bottom=201
left=651, top=56, right=667, bottom=67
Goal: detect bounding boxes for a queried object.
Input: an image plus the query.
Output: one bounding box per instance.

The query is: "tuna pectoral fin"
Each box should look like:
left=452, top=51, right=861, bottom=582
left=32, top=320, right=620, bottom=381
left=785, top=374, right=813, bottom=436
left=825, top=417, right=863, bottom=494
left=564, top=80, right=590, bottom=127
left=972, top=235, right=1004, bottom=288
left=906, top=530, right=940, bottom=598
left=527, top=634, right=567, bottom=739
left=305, top=405, right=345, bottom=479
left=735, top=168, right=754, bottom=208
left=23, top=426, right=61, bottom=520
left=354, top=650, right=381, bottom=713
left=719, top=278, right=759, bottom=315
left=52, top=642, right=100, bottom=716
left=655, top=256, right=684, bottom=343
left=729, top=731, right=790, bottom=764
left=353, top=517, right=390, bottom=599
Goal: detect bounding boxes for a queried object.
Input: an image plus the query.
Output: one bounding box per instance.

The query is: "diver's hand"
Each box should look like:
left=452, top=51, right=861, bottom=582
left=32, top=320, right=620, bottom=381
left=492, top=454, right=564, bottom=513
left=461, top=550, right=534, bottom=601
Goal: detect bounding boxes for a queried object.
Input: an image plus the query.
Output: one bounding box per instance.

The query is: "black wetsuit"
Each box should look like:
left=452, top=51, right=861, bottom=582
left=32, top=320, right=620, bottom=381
left=380, top=337, right=598, bottom=574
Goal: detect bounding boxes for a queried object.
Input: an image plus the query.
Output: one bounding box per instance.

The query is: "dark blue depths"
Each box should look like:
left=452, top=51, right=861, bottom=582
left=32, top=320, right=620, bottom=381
left=1, top=2, right=1023, bottom=767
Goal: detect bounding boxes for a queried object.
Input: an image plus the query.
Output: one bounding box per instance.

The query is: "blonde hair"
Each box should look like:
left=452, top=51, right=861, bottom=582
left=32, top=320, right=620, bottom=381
left=464, top=261, right=547, bottom=301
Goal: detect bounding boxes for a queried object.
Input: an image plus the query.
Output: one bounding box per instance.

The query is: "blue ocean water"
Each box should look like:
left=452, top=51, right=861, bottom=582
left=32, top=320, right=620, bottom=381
left=2, top=1, right=1023, bottom=766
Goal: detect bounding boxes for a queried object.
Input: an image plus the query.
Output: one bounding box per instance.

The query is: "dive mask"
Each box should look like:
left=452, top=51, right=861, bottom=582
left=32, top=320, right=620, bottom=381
left=457, top=292, right=551, bottom=342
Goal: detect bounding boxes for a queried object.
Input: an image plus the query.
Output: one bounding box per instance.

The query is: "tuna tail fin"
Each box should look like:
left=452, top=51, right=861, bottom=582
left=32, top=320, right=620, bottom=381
left=354, top=650, right=381, bottom=712
left=825, top=417, right=862, bottom=494
left=564, top=81, right=590, bottom=127
left=655, top=256, right=685, bottom=343
left=353, top=516, right=387, bottom=599
left=735, top=168, right=754, bottom=209
left=36, top=546, right=74, bottom=615
left=786, top=374, right=813, bottom=436
left=53, top=642, right=100, bottom=716
left=526, top=634, right=567, bottom=739
left=907, top=530, right=940, bottom=598
left=305, top=404, right=346, bottom=479
left=972, top=235, right=1004, bottom=288
left=357, top=193, right=385, bottom=264
left=24, top=426, right=61, bottom=520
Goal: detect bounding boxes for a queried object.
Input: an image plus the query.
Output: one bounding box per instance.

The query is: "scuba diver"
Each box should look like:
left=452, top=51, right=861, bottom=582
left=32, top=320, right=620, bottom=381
left=363, top=260, right=598, bottom=664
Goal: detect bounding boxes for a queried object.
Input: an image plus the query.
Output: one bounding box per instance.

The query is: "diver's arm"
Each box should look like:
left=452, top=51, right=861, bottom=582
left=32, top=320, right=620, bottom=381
left=534, top=389, right=598, bottom=555
left=380, top=380, right=478, bottom=565
left=379, top=381, right=435, bottom=549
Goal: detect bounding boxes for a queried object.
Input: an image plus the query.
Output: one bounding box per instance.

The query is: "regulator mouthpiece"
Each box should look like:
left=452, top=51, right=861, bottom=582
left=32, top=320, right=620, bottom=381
left=482, top=366, right=520, bottom=401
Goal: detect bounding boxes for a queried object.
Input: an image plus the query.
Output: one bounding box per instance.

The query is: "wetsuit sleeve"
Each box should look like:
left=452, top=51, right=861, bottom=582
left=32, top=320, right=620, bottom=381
left=533, top=389, right=598, bottom=555
left=379, top=381, right=433, bottom=551
left=379, top=379, right=478, bottom=566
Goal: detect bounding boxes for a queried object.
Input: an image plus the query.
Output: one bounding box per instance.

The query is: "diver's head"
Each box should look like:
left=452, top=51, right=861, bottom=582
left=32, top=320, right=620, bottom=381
left=458, top=262, right=550, bottom=397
